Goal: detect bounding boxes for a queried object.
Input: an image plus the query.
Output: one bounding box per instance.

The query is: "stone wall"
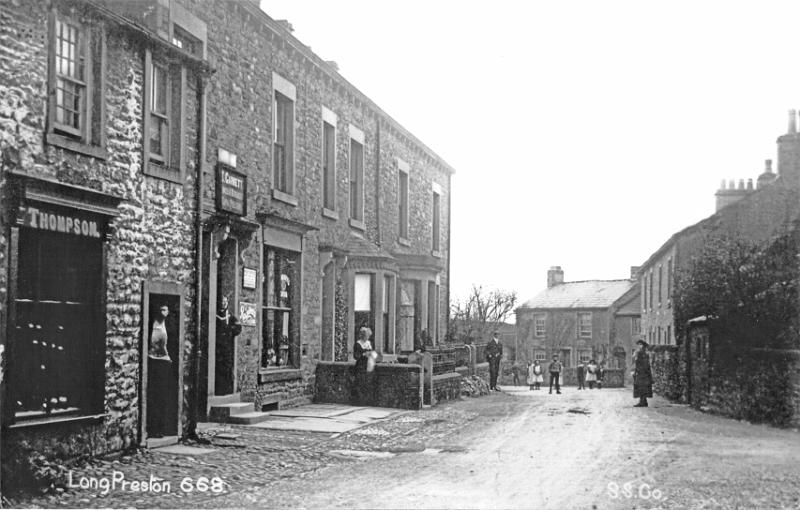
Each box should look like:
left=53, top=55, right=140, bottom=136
left=429, top=373, right=463, bottom=404
left=650, top=345, right=687, bottom=402
left=314, top=362, right=423, bottom=410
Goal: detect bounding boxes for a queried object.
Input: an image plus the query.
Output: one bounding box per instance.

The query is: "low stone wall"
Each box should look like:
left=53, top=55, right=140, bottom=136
left=705, top=348, right=800, bottom=427
left=314, top=362, right=423, bottom=410
left=429, top=372, right=463, bottom=404
left=650, top=345, right=687, bottom=402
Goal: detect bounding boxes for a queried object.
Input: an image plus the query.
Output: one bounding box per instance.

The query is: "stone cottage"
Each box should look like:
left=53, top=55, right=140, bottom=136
left=515, top=266, right=640, bottom=377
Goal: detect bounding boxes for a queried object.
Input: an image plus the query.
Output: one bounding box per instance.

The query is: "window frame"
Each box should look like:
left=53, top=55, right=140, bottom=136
left=348, top=125, right=365, bottom=227
left=46, top=8, right=107, bottom=159
left=321, top=107, right=338, bottom=216
left=577, top=312, right=592, bottom=338
left=261, top=245, right=301, bottom=370
left=272, top=72, right=297, bottom=202
left=533, top=313, right=546, bottom=337
left=142, top=48, right=186, bottom=183
left=432, top=182, right=442, bottom=254
left=398, top=159, right=410, bottom=242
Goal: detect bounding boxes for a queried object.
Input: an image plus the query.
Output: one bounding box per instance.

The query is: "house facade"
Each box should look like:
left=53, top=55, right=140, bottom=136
left=0, top=0, right=453, bottom=489
left=515, top=267, right=639, bottom=372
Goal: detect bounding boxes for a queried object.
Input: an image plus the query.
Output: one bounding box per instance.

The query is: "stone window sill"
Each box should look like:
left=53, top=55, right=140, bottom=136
left=398, top=237, right=411, bottom=247
left=8, top=412, right=108, bottom=429
left=46, top=133, right=107, bottom=161
left=144, top=161, right=183, bottom=184
left=272, top=189, right=299, bottom=207
left=259, top=368, right=302, bottom=384
left=322, top=207, right=339, bottom=220
left=431, top=249, right=442, bottom=258
left=349, top=218, right=365, bottom=231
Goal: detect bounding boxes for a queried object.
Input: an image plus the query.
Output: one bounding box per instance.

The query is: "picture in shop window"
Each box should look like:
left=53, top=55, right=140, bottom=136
left=262, top=247, right=299, bottom=368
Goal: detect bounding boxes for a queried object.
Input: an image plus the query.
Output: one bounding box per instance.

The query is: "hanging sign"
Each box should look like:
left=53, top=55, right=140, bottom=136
left=216, top=164, right=247, bottom=216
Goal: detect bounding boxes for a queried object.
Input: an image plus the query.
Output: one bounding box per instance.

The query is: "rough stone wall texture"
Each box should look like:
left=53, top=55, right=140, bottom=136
left=0, top=1, right=199, bottom=487
left=314, top=362, right=423, bottom=409
left=650, top=345, right=687, bottom=402
left=430, top=372, right=462, bottom=403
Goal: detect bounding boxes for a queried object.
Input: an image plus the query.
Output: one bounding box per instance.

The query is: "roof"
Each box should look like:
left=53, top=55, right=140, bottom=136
left=519, top=280, right=635, bottom=310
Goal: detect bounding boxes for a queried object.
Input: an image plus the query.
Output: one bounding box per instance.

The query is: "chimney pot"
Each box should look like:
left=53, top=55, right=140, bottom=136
left=720, top=179, right=726, bottom=190
left=790, top=109, right=797, bottom=134
left=728, top=179, right=735, bottom=189
left=765, top=159, right=773, bottom=173
left=747, top=178, right=753, bottom=190
left=738, top=179, right=745, bottom=190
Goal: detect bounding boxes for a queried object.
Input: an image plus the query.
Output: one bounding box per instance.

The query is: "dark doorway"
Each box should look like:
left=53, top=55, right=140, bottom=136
left=215, top=239, right=237, bottom=395
left=145, top=293, right=180, bottom=438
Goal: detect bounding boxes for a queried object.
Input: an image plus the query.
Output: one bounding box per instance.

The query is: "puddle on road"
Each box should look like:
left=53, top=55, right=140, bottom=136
left=567, top=407, right=591, bottom=415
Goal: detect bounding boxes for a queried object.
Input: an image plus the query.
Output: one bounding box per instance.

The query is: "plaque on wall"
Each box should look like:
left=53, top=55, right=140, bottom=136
left=242, top=267, right=257, bottom=289
left=239, top=302, right=256, bottom=327
left=216, top=164, right=247, bottom=216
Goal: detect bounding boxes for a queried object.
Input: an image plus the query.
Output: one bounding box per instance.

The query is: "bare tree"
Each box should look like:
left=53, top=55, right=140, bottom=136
left=450, top=285, right=517, bottom=343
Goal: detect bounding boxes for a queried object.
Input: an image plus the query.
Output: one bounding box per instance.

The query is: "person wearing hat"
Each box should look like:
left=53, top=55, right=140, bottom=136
left=485, top=331, right=503, bottom=391
left=633, top=339, right=653, bottom=407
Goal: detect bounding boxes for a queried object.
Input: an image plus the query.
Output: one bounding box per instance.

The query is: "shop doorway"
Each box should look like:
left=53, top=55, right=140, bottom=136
left=141, top=283, right=184, bottom=443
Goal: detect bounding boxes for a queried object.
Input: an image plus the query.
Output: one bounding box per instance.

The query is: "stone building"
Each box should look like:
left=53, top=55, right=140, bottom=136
left=515, top=267, right=639, bottom=373
left=0, top=0, right=453, bottom=489
left=638, top=110, right=799, bottom=352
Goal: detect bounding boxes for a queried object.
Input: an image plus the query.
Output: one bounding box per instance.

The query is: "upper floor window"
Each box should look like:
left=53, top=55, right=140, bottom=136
left=398, top=159, right=409, bottom=240
left=272, top=73, right=296, bottom=198
left=533, top=313, right=546, bottom=337
left=432, top=183, right=442, bottom=253
left=349, top=125, right=365, bottom=224
left=144, top=50, right=185, bottom=182
left=658, top=264, right=663, bottom=306
left=648, top=271, right=654, bottom=310
left=577, top=312, right=592, bottom=338
left=666, top=257, right=673, bottom=306
left=47, top=10, right=105, bottom=157
left=631, top=317, right=641, bottom=336
left=321, top=107, right=337, bottom=212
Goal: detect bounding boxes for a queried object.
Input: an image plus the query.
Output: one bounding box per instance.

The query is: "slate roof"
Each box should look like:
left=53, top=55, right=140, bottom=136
left=342, top=235, right=395, bottom=260
left=519, top=280, right=635, bottom=310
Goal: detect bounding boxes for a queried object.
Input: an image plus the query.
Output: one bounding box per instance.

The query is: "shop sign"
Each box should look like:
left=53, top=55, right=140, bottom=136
left=242, top=268, right=257, bottom=289
left=18, top=205, right=103, bottom=239
left=239, top=302, right=256, bottom=327
left=216, top=164, right=247, bottom=216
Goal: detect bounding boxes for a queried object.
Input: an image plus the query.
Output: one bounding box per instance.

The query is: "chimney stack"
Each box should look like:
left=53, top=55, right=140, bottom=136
left=777, top=109, right=800, bottom=187
left=547, top=266, right=564, bottom=288
left=630, top=266, right=640, bottom=280
left=757, top=159, right=777, bottom=189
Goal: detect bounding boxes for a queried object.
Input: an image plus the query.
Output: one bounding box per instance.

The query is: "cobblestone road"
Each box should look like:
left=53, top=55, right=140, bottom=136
left=9, top=387, right=800, bottom=509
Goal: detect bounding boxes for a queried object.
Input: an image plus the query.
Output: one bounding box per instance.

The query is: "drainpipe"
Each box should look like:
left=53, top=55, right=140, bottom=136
left=188, top=72, right=208, bottom=440
left=446, top=171, right=452, bottom=342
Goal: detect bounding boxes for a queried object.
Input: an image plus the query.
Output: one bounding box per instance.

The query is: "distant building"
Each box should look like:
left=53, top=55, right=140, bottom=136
left=515, top=267, right=640, bottom=371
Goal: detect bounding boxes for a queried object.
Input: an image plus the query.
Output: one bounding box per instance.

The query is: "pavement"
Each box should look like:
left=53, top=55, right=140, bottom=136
left=8, top=386, right=800, bottom=509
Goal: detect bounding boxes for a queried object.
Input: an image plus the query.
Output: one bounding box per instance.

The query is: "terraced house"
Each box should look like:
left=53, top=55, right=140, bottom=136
left=0, top=0, right=453, bottom=491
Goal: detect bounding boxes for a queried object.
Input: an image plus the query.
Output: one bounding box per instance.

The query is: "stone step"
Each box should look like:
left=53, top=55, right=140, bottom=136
left=226, top=411, right=273, bottom=425
left=208, top=402, right=254, bottom=422
left=207, top=393, right=242, bottom=407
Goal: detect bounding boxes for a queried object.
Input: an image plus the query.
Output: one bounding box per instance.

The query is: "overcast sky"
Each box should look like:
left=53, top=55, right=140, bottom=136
left=263, top=1, right=800, bottom=306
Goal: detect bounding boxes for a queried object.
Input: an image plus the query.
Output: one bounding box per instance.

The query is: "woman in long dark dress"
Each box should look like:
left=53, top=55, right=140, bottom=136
left=633, top=339, right=653, bottom=407
left=352, top=327, right=375, bottom=405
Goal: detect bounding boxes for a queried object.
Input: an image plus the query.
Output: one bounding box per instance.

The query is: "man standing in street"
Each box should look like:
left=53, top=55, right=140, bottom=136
left=485, top=332, right=503, bottom=391
left=548, top=354, right=563, bottom=394
left=633, top=340, right=653, bottom=407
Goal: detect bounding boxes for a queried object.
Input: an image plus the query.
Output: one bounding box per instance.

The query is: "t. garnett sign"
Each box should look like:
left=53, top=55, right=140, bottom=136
left=216, top=164, right=247, bottom=216
left=18, top=205, right=103, bottom=239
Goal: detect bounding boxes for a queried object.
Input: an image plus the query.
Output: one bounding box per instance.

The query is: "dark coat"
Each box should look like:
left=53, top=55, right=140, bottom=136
left=633, top=349, right=653, bottom=398
left=485, top=339, right=503, bottom=364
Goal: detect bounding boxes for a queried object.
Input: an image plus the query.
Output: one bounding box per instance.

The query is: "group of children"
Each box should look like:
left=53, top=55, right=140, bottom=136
left=510, top=358, right=606, bottom=391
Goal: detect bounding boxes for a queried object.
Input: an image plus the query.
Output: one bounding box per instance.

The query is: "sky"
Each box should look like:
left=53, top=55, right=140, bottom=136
left=262, top=0, right=800, bottom=306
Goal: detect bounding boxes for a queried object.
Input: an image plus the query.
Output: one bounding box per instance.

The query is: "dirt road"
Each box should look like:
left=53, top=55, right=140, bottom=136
left=235, top=387, right=800, bottom=510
